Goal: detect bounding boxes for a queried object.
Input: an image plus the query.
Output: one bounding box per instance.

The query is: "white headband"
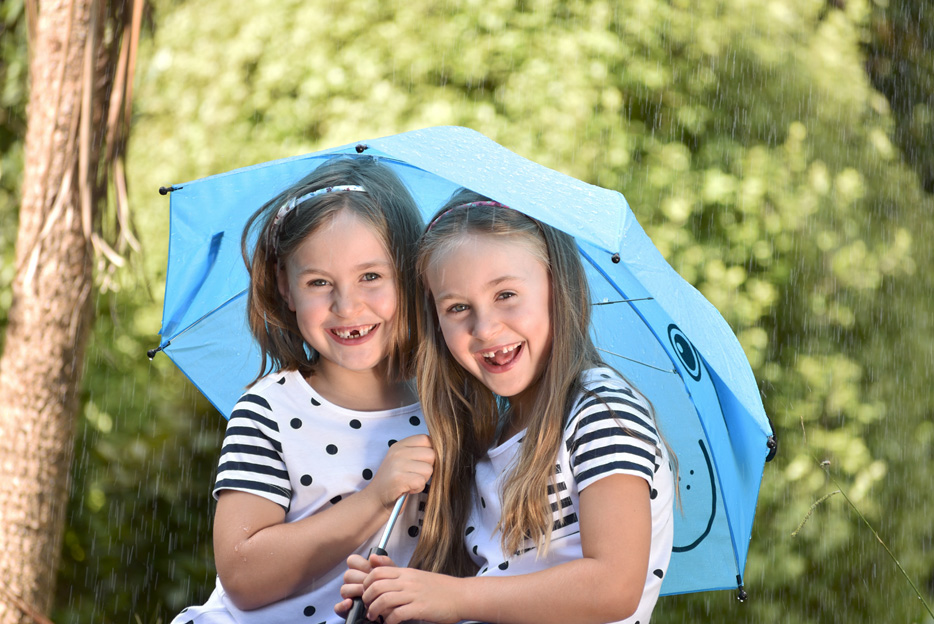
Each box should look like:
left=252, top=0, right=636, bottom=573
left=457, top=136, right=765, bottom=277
left=272, top=184, right=367, bottom=227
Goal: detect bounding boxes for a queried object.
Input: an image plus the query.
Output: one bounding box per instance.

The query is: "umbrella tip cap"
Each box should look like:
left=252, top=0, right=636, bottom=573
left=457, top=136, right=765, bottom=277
left=766, top=434, right=778, bottom=462
left=355, top=144, right=369, bottom=153
left=159, top=185, right=182, bottom=195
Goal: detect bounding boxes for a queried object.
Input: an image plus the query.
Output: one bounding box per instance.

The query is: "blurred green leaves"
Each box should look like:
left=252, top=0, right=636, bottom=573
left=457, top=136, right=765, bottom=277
left=1, top=0, right=931, bottom=621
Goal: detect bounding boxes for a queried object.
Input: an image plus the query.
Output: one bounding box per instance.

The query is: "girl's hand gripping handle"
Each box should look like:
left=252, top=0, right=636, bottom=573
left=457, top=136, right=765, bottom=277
left=344, top=495, right=407, bottom=624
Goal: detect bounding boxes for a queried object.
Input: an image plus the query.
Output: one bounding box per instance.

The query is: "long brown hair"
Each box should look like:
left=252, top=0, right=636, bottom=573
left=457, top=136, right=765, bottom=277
left=409, top=190, right=602, bottom=575
left=240, top=155, right=423, bottom=384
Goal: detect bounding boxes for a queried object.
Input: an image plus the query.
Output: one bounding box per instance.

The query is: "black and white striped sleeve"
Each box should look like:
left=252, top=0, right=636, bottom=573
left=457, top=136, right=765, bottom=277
left=566, top=380, right=662, bottom=492
left=212, top=392, right=292, bottom=510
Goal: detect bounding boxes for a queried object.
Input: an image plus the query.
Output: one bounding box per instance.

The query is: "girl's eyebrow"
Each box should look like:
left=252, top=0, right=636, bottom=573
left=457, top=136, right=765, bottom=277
left=295, top=258, right=393, bottom=275
left=433, top=275, right=522, bottom=302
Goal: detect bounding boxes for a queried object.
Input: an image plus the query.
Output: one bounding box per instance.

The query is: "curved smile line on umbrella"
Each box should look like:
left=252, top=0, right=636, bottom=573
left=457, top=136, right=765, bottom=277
left=672, top=439, right=717, bottom=553
left=477, top=342, right=523, bottom=372
left=329, top=323, right=379, bottom=344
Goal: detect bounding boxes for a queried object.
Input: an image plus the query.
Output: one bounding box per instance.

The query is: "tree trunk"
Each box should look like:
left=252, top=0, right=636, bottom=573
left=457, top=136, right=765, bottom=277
left=0, top=0, right=105, bottom=621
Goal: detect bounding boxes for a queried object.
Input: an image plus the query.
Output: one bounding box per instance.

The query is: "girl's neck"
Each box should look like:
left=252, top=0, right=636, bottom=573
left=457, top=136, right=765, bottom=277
left=499, top=400, right=530, bottom=444
left=306, top=359, right=416, bottom=412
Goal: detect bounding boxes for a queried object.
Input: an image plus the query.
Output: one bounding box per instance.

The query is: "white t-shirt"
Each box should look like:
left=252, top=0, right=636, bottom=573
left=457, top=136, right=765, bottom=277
left=171, top=370, right=427, bottom=624
left=465, top=367, right=674, bottom=624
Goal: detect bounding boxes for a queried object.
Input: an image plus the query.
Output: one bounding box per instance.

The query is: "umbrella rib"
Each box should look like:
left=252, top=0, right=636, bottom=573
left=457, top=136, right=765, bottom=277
left=164, top=289, right=248, bottom=343
left=592, top=297, right=654, bottom=306
left=595, top=347, right=676, bottom=374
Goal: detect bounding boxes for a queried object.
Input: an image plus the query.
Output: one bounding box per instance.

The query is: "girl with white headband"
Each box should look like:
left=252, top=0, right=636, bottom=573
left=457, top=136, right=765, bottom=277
left=172, top=156, right=434, bottom=624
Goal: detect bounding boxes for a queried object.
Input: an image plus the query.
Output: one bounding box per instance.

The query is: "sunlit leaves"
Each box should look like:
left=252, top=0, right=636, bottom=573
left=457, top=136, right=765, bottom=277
left=18, top=0, right=928, bottom=620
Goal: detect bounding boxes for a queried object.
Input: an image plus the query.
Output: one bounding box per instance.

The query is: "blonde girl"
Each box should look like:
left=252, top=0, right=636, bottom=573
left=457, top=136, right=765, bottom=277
left=340, top=190, right=675, bottom=624
left=172, top=156, right=434, bottom=624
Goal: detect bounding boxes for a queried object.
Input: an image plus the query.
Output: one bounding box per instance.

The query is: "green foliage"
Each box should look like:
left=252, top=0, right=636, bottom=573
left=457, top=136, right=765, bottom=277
left=0, top=0, right=26, bottom=346
left=867, top=0, right=934, bottom=192
left=54, top=279, right=224, bottom=621
left=0, top=0, right=930, bottom=621
left=124, top=1, right=934, bottom=621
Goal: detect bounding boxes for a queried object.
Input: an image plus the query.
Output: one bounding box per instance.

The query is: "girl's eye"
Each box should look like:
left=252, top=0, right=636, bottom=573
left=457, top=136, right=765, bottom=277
left=447, top=303, right=469, bottom=314
left=309, top=278, right=329, bottom=287
left=496, top=291, right=517, bottom=301
left=362, top=272, right=381, bottom=282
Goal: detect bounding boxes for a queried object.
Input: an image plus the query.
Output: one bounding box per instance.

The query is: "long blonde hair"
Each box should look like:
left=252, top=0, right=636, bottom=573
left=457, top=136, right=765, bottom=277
left=409, top=190, right=603, bottom=575
left=240, top=155, right=423, bottom=384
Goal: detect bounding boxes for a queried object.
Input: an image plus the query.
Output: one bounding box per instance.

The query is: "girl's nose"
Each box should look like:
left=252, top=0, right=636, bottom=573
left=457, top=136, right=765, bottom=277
left=332, top=287, right=363, bottom=317
left=471, top=311, right=501, bottom=341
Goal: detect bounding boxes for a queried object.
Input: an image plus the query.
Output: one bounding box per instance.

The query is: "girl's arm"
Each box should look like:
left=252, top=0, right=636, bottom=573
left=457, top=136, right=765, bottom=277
left=360, top=473, right=651, bottom=624
left=215, top=434, right=434, bottom=611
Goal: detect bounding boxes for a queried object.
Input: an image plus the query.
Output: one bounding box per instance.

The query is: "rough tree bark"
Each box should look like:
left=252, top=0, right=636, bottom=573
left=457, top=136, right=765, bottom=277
left=0, top=0, right=141, bottom=621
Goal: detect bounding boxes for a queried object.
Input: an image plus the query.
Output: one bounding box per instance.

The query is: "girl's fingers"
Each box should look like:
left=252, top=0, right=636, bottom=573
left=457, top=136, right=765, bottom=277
left=333, top=597, right=353, bottom=616
left=345, top=553, right=372, bottom=574
left=368, top=553, right=395, bottom=568
left=364, top=582, right=405, bottom=622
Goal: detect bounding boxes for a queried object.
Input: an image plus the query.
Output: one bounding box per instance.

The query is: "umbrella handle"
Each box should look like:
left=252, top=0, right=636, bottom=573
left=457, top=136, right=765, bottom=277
left=344, top=495, right=407, bottom=624
left=344, top=546, right=388, bottom=624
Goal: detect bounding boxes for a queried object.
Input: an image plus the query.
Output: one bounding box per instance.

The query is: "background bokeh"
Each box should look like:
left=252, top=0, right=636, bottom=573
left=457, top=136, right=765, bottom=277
left=1, top=0, right=932, bottom=621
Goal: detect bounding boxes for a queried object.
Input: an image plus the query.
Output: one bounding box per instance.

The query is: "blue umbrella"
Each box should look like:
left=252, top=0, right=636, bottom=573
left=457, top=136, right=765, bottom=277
left=152, top=125, right=775, bottom=598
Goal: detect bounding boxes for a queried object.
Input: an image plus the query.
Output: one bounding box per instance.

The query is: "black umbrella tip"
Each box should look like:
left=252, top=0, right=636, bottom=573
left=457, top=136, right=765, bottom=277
left=736, top=586, right=748, bottom=602
left=355, top=144, right=369, bottom=153
left=159, top=185, right=183, bottom=195
left=766, top=434, right=778, bottom=462
left=611, top=253, right=620, bottom=264
left=147, top=343, right=167, bottom=360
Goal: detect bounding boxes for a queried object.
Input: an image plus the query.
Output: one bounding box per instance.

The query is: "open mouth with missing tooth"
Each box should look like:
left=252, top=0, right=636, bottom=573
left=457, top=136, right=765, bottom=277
left=331, top=324, right=378, bottom=340
left=480, top=342, right=523, bottom=367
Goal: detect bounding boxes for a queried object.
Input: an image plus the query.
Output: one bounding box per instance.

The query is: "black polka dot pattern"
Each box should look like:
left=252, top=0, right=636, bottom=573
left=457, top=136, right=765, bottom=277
left=310, top=397, right=321, bottom=406
left=290, top=418, right=302, bottom=429
left=650, top=488, right=658, bottom=500
left=277, top=377, right=286, bottom=385
left=301, top=474, right=313, bottom=486
left=326, top=444, right=338, bottom=455
left=465, top=526, right=474, bottom=535
left=388, top=439, right=397, bottom=447
left=653, top=569, right=664, bottom=578
left=350, top=419, right=362, bottom=429
left=409, top=416, right=421, bottom=426
left=480, top=497, right=486, bottom=508
left=408, top=526, right=419, bottom=537
left=330, top=495, right=342, bottom=505
left=472, top=545, right=478, bottom=555
left=303, top=605, right=316, bottom=616
left=362, top=468, right=373, bottom=480
left=498, top=561, right=509, bottom=570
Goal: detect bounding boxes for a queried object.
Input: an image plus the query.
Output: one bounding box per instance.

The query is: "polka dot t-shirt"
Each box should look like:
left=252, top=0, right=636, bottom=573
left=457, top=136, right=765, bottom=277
left=464, top=368, right=674, bottom=624
left=170, top=370, right=427, bottom=624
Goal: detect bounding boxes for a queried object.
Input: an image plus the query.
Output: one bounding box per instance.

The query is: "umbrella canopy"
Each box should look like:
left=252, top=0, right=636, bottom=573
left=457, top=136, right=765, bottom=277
left=153, top=125, right=774, bottom=597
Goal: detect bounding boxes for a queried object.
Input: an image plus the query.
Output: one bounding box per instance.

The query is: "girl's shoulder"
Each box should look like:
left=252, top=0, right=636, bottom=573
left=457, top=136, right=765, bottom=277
left=566, top=367, right=656, bottom=437
left=240, top=369, right=304, bottom=397
left=575, top=367, right=647, bottom=408
left=230, top=369, right=307, bottom=415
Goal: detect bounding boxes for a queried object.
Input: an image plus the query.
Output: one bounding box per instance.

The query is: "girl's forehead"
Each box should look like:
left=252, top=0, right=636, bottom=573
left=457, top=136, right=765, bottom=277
left=431, top=231, right=546, bottom=267
left=313, top=206, right=376, bottom=235
left=286, top=208, right=392, bottom=265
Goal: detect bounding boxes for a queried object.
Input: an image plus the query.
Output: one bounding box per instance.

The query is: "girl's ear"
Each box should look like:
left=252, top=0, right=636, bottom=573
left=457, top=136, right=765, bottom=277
left=277, top=262, right=296, bottom=312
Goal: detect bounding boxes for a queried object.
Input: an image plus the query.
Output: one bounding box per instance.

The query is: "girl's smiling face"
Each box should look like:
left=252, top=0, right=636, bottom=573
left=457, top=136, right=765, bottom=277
left=278, top=209, right=397, bottom=379
left=426, top=233, right=553, bottom=416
